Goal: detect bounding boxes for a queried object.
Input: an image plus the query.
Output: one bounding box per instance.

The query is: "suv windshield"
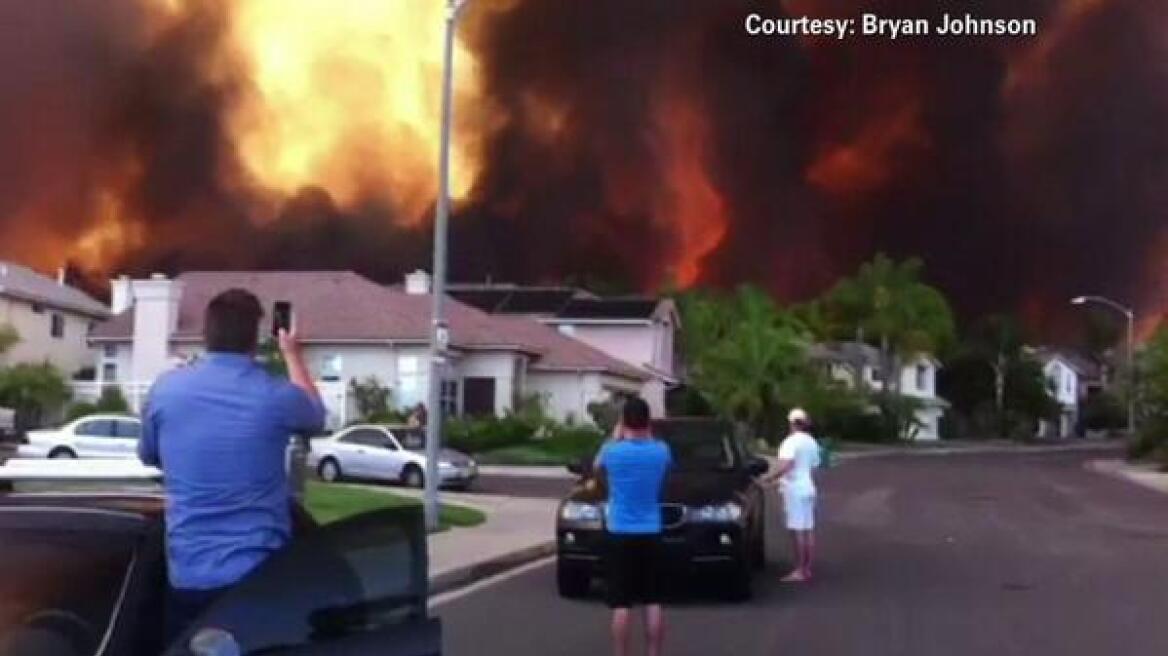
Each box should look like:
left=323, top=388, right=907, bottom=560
left=0, top=522, right=137, bottom=654
left=654, top=421, right=739, bottom=470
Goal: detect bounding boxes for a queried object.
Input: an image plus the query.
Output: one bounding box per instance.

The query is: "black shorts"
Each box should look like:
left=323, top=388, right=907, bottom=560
left=604, top=534, right=664, bottom=609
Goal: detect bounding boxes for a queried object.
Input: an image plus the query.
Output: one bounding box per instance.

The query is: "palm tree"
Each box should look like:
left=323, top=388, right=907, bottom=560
left=682, top=287, right=811, bottom=441
left=822, top=254, right=955, bottom=439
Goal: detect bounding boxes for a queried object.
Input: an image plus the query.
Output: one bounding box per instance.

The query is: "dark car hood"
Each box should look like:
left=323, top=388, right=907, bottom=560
left=568, top=469, right=747, bottom=506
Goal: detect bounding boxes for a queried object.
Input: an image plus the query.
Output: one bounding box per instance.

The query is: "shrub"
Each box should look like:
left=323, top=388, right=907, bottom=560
left=65, top=401, right=99, bottom=422
left=1081, top=392, right=1126, bottom=432
left=542, top=424, right=606, bottom=461
left=349, top=377, right=393, bottom=421
left=444, top=415, right=538, bottom=454
left=586, top=399, right=621, bottom=435
left=95, top=386, right=130, bottom=414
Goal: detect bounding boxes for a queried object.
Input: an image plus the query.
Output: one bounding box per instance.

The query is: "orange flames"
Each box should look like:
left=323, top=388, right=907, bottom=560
left=653, top=96, right=727, bottom=288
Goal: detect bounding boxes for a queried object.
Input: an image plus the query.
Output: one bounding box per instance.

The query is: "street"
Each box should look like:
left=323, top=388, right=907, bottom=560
left=437, top=452, right=1168, bottom=655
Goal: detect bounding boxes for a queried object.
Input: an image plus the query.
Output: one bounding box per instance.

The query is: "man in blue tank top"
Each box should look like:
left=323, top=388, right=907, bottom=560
left=595, top=397, right=672, bottom=656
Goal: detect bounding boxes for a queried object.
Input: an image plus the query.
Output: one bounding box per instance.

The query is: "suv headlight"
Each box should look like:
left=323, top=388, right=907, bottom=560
left=688, top=502, right=744, bottom=523
left=560, top=501, right=603, bottom=523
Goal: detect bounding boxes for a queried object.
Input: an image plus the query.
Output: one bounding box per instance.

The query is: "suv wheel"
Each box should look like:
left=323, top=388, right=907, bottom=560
left=556, top=558, right=591, bottom=599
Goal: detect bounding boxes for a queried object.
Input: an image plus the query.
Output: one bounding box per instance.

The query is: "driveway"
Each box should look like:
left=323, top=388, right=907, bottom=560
left=435, top=452, right=1168, bottom=655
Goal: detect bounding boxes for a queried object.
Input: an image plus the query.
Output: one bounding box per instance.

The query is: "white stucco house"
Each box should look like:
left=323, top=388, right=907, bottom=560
left=1030, top=347, right=1100, bottom=438
left=808, top=341, right=948, bottom=441
left=86, top=270, right=649, bottom=429
left=0, top=261, right=109, bottom=376
left=448, top=284, right=680, bottom=416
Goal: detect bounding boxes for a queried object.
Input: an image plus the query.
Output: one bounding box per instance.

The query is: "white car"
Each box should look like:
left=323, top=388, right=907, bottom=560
left=308, top=424, right=478, bottom=489
left=17, top=414, right=142, bottom=460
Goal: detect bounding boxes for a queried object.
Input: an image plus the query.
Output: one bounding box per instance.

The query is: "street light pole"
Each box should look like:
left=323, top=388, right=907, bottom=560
left=424, top=0, right=465, bottom=532
left=1070, top=295, right=1136, bottom=436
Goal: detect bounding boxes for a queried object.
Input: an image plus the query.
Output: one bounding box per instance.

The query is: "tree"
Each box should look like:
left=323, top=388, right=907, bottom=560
left=0, top=363, right=71, bottom=431
left=820, top=254, right=956, bottom=438
left=681, top=286, right=813, bottom=442
left=1132, top=327, right=1168, bottom=467
left=940, top=315, right=1059, bottom=439
left=349, top=376, right=393, bottom=421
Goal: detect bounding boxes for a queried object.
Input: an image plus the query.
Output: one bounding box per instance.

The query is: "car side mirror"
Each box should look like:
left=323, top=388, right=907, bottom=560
left=746, top=458, right=769, bottom=477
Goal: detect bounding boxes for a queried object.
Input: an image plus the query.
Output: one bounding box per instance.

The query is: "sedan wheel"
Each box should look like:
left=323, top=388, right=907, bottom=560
left=556, top=558, right=591, bottom=599
left=318, top=458, right=342, bottom=483
left=402, top=466, right=424, bottom=489
left=48, top=448, right=76, bottom=460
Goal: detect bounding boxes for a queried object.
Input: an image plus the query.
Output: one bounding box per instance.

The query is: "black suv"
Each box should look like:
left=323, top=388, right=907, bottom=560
left=0, top=488, right=441, bottom=656
left=555, top=418, right=769, bottom=601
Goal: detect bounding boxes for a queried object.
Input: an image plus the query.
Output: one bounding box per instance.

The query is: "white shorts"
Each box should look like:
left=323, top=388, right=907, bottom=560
left=782, top=492, right=816, bottom=531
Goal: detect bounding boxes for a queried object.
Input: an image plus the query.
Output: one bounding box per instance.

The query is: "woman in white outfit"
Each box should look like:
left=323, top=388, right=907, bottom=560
left=763, top=408, right=821, bottom=582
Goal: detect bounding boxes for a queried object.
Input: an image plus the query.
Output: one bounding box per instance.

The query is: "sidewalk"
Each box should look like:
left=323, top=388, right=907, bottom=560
left=387, top=487, right=559, bottom=594
left=1087, top=459, right=1168, bottom=495
left=478, top=465, right=573, bottom=480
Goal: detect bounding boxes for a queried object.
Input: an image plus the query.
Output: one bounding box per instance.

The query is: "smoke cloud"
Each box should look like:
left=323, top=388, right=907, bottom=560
left=0, top=0, right=1163, bottom=338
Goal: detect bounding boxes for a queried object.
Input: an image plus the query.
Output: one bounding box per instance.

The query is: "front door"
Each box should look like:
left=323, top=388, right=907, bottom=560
left=462, top=378, right=496, bottom=417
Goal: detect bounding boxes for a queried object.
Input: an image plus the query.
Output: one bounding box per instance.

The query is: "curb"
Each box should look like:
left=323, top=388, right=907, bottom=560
left=1086, top=459, right=1168, bottom=496
left=833, top=442, right=1122, bottom=462
left=429, top=540, right=557, bottom=596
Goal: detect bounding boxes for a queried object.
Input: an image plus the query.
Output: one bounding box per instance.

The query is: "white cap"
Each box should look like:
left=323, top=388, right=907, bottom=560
left=788, top=408, right=809, bottom=424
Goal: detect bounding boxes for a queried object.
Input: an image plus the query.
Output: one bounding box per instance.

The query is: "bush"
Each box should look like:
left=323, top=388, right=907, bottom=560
left=444, top=415, right=538, bottom=454
left=349, top=377, right=393, bottom=421
left=65, top=401, right=98, bottom=422
left=586, top=399, right=621, bottom=435
left=1128, top=417, right=1168, bottom=460
left=95, top=386, right=130, bottom=414
left=542, top=424, right=606, bottom=461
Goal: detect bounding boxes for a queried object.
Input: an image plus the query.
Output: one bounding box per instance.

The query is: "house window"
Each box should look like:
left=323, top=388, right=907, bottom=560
left=440, top=379, right=459, bottom=417
left=916, top=365, right=928, bottom=392
left=321, top=354, right=343, bottom=382
left=101, top=363, right=118, bottom=383
left=103, top=344, right=117, bottom=358
left=50, top=313, right=65, bottom=339
left=31, top=303, right=44, bottom=314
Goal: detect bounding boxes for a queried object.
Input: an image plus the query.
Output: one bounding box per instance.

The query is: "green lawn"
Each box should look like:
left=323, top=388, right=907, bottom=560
left=304, top=481, right=486, bottom=530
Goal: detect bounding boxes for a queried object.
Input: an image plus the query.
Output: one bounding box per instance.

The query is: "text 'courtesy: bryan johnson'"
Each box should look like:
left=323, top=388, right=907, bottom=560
left=744, top=13, right=1040, bottom=41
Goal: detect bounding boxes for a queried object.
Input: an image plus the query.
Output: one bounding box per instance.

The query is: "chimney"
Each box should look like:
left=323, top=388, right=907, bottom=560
left=130, top=273, right=185, bottom=383
left=405, top=270, right=432, bottom=295
left=110, top=275, right=133, bottom=314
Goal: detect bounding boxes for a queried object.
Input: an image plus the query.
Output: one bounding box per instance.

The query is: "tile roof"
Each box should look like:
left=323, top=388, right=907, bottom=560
left=91, top=271, right=646, bottom=381
left=0, top=261, right=109, bottom=318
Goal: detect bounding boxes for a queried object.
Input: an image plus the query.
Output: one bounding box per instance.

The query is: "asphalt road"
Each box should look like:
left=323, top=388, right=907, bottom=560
left=437, top=452, right=1168, bottom=655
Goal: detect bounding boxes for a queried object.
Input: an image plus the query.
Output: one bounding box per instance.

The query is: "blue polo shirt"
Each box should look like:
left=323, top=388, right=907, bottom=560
left=598, top=439, right=672, bottom=534
left=139, top=352, right=325, bottom=591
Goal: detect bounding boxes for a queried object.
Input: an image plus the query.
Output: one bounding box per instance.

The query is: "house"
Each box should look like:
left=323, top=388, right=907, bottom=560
left=447, top=283, right=680, bottom=416
left=807, top=341, right=948, bottom=441
left=86, top=270, right=649, bottom=429
left=0, top=261, right=109, bottom=376
left=1030, top=347, right=1100, bottom=438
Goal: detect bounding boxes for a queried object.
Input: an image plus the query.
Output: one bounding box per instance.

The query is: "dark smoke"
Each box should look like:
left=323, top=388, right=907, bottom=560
left=0, top=0, right=1165, bottom=341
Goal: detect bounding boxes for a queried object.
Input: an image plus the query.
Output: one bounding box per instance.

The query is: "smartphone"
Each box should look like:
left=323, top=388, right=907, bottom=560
left=272, top=301, right=293, bottom=337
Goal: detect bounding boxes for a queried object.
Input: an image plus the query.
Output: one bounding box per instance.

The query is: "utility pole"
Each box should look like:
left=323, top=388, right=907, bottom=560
left=424, top=0, right=466, bottom=532
left=1071, top=296, right=1136, bottom=436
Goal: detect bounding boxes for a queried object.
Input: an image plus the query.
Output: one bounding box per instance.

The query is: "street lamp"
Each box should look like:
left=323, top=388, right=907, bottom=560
left=424, top=0, right=469, bottom=532
left=1070, top=295, right=1136, bottom=436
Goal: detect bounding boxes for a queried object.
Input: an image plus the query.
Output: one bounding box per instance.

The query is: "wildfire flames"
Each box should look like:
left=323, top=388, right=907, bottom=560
left=0, top=0, right=1164, bottom=337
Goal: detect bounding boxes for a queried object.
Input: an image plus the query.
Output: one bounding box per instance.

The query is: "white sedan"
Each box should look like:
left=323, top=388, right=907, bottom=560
left=17, top=414, right=143, bottom=460
left=308, top=424, right=478, bottom=489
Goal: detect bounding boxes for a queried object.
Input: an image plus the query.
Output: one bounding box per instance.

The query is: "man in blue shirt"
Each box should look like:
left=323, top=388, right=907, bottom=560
left=139, top=289, right=325, bottom=641
left=595, top=397, right=672, bottom=656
